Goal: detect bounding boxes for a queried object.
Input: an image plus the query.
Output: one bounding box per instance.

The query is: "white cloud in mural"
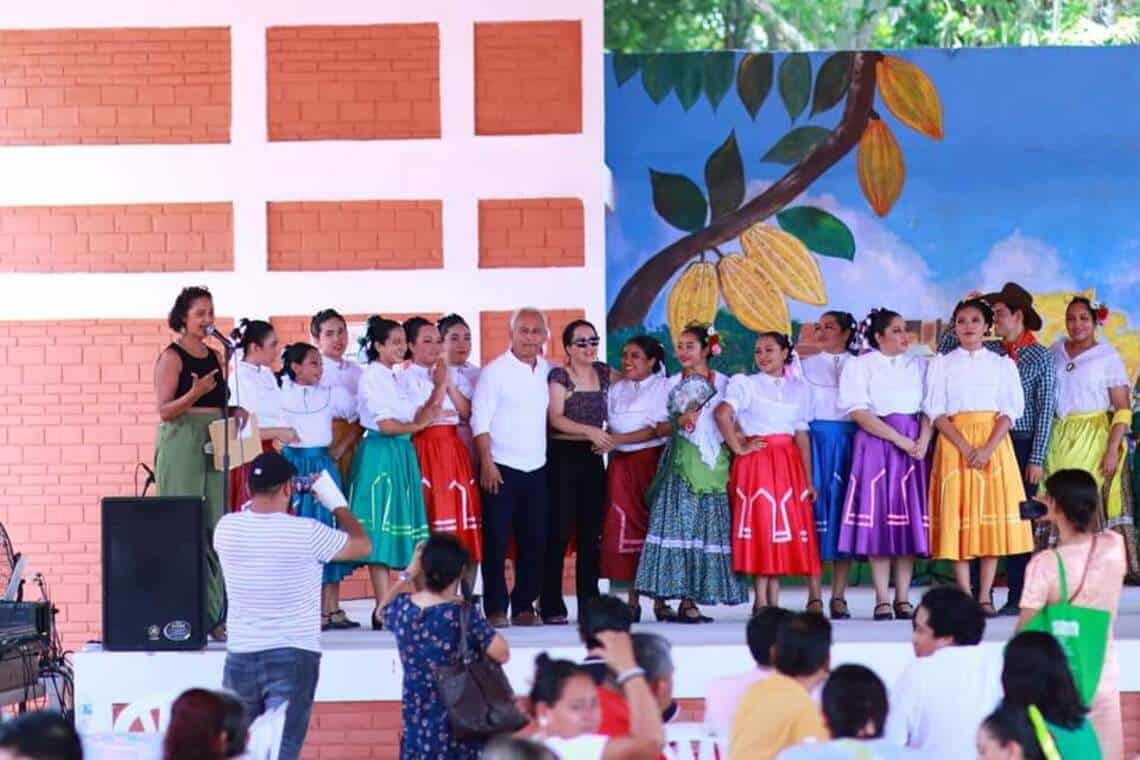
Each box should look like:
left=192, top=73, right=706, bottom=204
left=977, top=230, right=1077, bottom=293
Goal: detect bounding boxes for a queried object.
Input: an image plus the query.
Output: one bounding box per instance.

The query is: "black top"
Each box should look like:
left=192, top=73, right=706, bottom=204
left=167, top=342, right=228, bottom=408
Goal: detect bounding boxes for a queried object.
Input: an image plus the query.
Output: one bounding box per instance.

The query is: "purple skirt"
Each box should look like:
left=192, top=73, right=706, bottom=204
left=837, top=413, right=930, bottom=557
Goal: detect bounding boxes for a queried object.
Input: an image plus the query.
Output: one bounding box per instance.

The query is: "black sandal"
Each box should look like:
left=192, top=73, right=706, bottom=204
left=805, top=598, right=824, bottom=614
left=893, top=600, right=914, bottom=620
left=329, top=609, right=360, bottom=629
left=829, top=598, right=851, bottom=620
left=627, top=603, right=642, bottom=624
left=873, top=602, right=894, bottom=621
left=371, top=606, right=384, bottom=631
left=751, top=605, right=768, bottom=619
left=653, top=602, right=678, bottom=623
left=677, top=600, right=712, bottom=624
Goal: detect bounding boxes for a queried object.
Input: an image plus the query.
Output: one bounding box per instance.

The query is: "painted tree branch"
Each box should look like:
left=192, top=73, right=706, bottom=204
left=608, top=50, right=883, bottom=330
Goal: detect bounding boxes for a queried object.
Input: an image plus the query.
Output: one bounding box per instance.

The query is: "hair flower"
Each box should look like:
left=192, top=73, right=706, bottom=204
left=1094, top=302, right=1109, bottom=325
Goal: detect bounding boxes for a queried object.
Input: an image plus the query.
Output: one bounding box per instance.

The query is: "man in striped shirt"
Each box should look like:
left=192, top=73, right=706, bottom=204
left=937, top=282, right=1056, bottom=615
left=215, top=452, right=370, bottom=760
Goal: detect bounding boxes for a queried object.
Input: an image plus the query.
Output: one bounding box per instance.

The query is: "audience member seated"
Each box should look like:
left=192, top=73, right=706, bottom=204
left=883, top=586, right=1001, bottom=760
left=0, top=711, right=82, bottom=760
left=729, top=612, right=831, bottom=760
left=704, top=606, right=792, bottom=736
left=976, top=703, right=1045, bottom=760
left=1001, top=631, right=1101, bottom=759
left=215, top=690, right=248, bottom=758
left=579, top=595, right=635, bottom=683
left=529, top=632, right=665, bottom=760
left=776, top=664, right=918, bottom=759
left=164, top=688, right=229, bottom=760
left=598, top=633, right=675, bottom=744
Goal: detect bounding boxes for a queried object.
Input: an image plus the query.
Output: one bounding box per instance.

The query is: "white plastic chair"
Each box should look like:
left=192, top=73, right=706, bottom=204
left=242, top=701, right=288, bottom=760
left=664, top=722, right=724, bottom=760
left=110, top=692, right=176, bottom=733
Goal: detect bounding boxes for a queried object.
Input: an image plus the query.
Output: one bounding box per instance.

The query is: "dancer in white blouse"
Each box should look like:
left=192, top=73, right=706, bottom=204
left=925, top=298, right=1033, bottom=612
left=278, top=342, right=359, bottom=630
left=311, top=309, right=364, bottom=482
left=438, top=314, right=481, bottom=466
left=1041, top=295, right=1137, bottom=577
left=716, top=332, right=820, bottom=612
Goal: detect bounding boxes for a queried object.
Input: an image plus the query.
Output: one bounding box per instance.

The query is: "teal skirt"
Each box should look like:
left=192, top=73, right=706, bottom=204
left=347, top=430, right=430, bottom=568
left=283, top=446, right=356, bottom=584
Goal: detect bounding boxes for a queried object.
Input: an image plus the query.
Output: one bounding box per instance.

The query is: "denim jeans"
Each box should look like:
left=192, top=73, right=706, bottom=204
left=222, top=647, right=321, bottom=760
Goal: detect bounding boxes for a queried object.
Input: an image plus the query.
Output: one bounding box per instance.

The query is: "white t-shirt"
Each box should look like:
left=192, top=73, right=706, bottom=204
left=608, top=374, right=670, bottom=452
left=922, top=347, right=1024, bottom=421
left=723, top=372, right=811, bottom=436
left=1050, top=340, right=1130, bottom=418
left=799, top=352, right=853, bottom=422
left=541, top=734, right=609, bottom=760
left=883, top=645, right=1002, bottom=760
left=838, top=351, right=926, bottom=417
left=215, top=510, right=347, bottom=654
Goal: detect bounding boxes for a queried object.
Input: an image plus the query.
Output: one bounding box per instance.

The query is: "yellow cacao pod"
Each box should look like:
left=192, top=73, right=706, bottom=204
left=666, top=260, right=718, bottom=339
left=738, top=223, right=826, bottom=306
left=716, top=253, right=790, bottom=334
left=876, top=55, right=943, bottom=140
left=857, top=117, right=905, bottom=217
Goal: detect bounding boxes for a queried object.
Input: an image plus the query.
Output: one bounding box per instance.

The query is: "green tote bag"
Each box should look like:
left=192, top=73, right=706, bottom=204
left=1023, top=536, right=1111, bottom=705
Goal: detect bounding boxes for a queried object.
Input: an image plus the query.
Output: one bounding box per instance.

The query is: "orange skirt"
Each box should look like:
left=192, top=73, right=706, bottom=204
left=412, top=425, right=483, bottom=561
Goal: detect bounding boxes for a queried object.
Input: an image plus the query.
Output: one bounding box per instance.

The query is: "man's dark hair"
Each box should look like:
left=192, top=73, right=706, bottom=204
left=578, top=595, right=632, bottom=648
left=0, top=710, right=82, bottom=760
left=918, top=586, right=985, bottom=645
left=746, top=607, right=792, bottom=666
left=773, top=612, right=831, bottom=677
left=822, top=664, right=889, bottom=739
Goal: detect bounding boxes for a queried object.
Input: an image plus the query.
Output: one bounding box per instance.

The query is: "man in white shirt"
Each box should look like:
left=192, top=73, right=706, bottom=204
left=884, top=586, right=1002, bottom=760
left=470, top=307, right=551, bottom=627
left=215, top=452, right=370, bottom=760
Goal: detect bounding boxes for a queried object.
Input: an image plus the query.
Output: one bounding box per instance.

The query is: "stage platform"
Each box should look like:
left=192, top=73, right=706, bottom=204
left=73, top=587, right=1140, bottom=734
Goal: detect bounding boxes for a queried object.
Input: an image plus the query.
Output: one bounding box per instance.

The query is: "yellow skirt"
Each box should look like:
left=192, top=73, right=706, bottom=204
left=1041, top=410, right=1126, bottom=524
left=928, top=412, right=1033, bottom=560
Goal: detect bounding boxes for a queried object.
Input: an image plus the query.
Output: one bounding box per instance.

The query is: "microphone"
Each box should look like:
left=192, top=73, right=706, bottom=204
left=206, top=324, right=236, bottom=352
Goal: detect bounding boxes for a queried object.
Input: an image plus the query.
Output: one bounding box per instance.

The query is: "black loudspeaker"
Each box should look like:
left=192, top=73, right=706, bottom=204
left=101, top=496, right=207, bottom=651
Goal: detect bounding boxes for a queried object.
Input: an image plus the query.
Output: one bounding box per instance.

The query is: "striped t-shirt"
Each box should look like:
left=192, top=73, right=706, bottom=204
left=215, top=510, right=347, bottom=654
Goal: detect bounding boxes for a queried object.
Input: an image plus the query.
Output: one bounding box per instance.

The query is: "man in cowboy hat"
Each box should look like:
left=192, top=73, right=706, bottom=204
left=938, top=282, right=1056, bottom=615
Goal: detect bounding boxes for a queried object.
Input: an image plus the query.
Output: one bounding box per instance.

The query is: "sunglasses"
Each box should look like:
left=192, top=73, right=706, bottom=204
left=571, top=337, right=601, bottom=348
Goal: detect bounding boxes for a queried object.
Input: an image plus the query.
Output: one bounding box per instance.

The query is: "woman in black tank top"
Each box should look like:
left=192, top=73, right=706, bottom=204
left=153, top=286, right=233, bottom=640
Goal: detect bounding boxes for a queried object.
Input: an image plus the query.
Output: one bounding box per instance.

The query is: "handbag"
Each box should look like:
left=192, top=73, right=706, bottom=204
left=434, top=602, right=529, bottom=740
left=1022, top=535, right=1111, bottom=704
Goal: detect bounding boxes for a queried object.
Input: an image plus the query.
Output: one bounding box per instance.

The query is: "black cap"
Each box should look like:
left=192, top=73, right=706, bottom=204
left=248, top=451, right=296, bottom=491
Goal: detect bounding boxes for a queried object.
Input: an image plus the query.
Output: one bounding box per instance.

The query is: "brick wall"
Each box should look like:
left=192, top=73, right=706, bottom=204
left=478, top=198, right=584, bottom=268
left=267, top=201, right=443, bottom=271
left=479, top=308, right=586, bottom=365
left=267, top=24, right=440, bottom=141
left=474, top=21, right=582, bottom=136
left=0, top=203, right=233, bottom=272
left=0, top=28, right=231, bottom=145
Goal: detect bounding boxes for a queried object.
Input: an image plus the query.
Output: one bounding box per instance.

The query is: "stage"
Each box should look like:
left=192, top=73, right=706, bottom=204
left=73, top=587, right=1140, bottom=734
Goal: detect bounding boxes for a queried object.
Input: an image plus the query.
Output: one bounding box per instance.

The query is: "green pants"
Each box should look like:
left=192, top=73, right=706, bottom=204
left=154, top=413, right=226, bottom=628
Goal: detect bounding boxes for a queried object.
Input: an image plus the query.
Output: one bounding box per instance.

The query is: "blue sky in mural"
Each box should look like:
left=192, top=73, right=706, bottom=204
left=605, top=45, right=1140, bottom=329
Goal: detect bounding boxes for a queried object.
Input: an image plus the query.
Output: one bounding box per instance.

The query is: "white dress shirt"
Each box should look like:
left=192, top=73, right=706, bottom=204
left=799, top=352, right=853, bottom=422
left=883, top=644, right=1003, bottom=760
left=357, top=362, right=419, bottom=431
left=923, top=347, right=1025, bottom=421
left=320, top=355, right=362, bottom=423
left=723, top=372, right=811, bottom=436
left=279, top=379, right=356, bottom=447
left=608, top=373, right=670, bottom=453
left=470, top=350, right=551, bottom=472
left=1050, top=340, right=1130, bottom=418
left=397, top=363, right=473, bottom=427
left=838, top=351, right=926, bottom=417
left=228, top=361, right=285, bottom=428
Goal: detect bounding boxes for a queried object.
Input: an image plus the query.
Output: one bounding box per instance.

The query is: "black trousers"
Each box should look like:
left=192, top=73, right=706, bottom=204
left=481, top=463, right=548, bottom=618
left=540, top=439, right=606, bottom=618
left=971, top=432, right=1036, bottom=605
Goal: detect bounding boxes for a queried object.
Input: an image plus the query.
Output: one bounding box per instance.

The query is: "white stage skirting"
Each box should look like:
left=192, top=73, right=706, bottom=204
left=73, top=587, right=1140, bottom=734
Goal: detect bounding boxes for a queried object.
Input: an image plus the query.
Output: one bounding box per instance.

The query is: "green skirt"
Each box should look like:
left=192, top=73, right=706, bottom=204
left=347, top=430, right=429, bottom=568
left=154, top=412, right=226, bottom=628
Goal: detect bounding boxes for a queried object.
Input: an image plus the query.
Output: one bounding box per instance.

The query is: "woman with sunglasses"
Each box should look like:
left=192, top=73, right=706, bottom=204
left=540, top=320, right=613, bottom=624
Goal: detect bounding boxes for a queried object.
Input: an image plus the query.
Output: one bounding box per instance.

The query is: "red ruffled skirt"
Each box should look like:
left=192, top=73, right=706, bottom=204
left=413, top=425, right=483, bottom=561
left=730, top=435, right=821, bottom=576
left=600, top=446, right=665, bottom=581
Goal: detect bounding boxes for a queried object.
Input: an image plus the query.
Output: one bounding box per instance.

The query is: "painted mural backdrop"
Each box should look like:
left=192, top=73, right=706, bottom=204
left=604, top=46, right=1140, bottom=379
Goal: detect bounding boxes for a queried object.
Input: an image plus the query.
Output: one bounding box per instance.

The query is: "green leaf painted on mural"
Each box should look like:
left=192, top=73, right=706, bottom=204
left=704, top=130, right=745, bottom=219
left=641, top=55, right=676, bottom=104
left=703, top=52, right=736, bottom=111
left=675, top=53, right=704, bottom=111
left=778, top=53, right=812, bottom=122
left=736, top=53, right=773, bottom=120
left=613, top=54, right=644, bottom=86
left=811, top=52, right=852, bottom=115
left=650, top=169, right=708, bottom=233
left=777, top=206, right=856, bottom=260
left=760, top=126, right=832, bottom=165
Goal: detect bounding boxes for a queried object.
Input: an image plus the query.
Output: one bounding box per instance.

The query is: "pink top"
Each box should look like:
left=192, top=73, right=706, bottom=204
left=703, top=667, right=773, bottom=736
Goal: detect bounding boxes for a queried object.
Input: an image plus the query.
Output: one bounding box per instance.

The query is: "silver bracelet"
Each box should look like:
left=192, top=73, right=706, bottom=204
left=398, top=571, right=411, bottom=583
left=615, top=667, right=646, bottom=687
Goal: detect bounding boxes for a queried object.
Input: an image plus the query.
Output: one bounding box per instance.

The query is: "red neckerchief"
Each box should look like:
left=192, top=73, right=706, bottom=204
left=1002, top=331, right=1037, bottom=362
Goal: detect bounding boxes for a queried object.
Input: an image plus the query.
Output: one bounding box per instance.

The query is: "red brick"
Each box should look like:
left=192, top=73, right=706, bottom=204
left=479, top=198, right=584, bottom=268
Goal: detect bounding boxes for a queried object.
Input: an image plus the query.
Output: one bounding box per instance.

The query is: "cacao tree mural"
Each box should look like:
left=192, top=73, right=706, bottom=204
left=607, top=50, right=944, bottom=340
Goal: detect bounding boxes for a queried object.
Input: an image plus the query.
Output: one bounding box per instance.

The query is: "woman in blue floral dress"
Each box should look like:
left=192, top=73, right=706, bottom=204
left=382, top=535, right=510, bottom=759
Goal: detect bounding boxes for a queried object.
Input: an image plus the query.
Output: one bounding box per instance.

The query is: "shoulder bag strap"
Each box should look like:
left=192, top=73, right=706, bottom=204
left=1068, top=534, right=1098, bottom=604
left=1053, top=549, right=1069, bottom=602
left=457, top=601, right=472, bottom=662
